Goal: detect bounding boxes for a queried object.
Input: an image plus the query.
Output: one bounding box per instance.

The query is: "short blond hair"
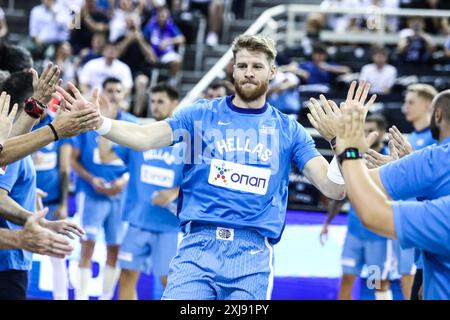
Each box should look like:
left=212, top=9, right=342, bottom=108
left=407, top=84, right=438, bottom=102
left=231, top=34, right=277, bottom=64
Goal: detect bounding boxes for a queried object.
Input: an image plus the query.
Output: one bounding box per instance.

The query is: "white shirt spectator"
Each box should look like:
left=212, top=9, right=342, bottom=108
left=109, top=9, right=129, bottom=43
left=29, top=3, right=72, bottom=44
left=79, top=57, right=133, bottom=91
left=320, top=0, right=364, bottom=32
left=359, top=63, right=397, bottom=94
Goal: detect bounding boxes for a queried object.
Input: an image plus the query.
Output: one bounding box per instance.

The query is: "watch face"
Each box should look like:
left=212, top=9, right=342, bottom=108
left=345, top=149, right=359, bottom=159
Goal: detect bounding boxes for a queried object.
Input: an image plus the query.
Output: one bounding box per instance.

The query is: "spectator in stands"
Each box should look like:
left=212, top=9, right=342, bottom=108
left=400, top=0, right=450, bottom=35
left=143, top=5, right=185, bottom=86
left=29, top=0, right=72, bottom=55
left=79, top=42, right=133, bottom=98
left=109, top=0, right=139, bottom=43
left=116, top=13, right=158, bottom=117
left=45, top=42, right=77, bottom=84
left=0, top=6, right=8, bottom=44
left=300, top=13, right=326, bottom=56
left=267, top=70, right=301, bottom=115
left=70, top=0, right=110, bottom=55
left=79, top=32, right=107, bottom=67
left=445, top=35, right=450, bottom=61
left=187, top=0, right=225, bottom=46
left=398, top=16, right=435, bottom=64
left=359, top=46, right=397, bottom=94
left=320, top=0, right=365, bottom=33
left=204, top=80, right=233, bottom=99
left=296, top=44, right=351, bottom=87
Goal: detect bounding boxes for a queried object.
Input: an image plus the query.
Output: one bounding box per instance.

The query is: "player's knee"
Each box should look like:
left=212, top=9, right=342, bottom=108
left=106, top=245, right=120, bottom=263
left=379, top=279, right=390, bottom=291
left=81, top=240, right=95, bottom=257
left=160, top=275, right=168, bottom=288
left=341, top=273, right=355, bottom=286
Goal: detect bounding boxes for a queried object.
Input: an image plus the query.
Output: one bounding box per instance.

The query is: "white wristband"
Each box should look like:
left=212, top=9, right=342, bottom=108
left=95, top=116, right=112, bottom=136
left=327, top=156, right=345, bottom=185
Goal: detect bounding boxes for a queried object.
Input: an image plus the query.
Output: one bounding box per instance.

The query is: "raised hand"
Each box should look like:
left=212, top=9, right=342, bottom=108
left=307, top=81, right=377, bottom=144
left=55, top=82, right=100, bottom=115
left=0, top=92, right=18, bottom=144
left=344, top=80, right=377, bottom=119
left=307, top=94, right=341, bottom=142
left=336, top=98, right=371, bottom=154
left=51, top=104, right=100, bottom=138
left=31, top=63, right=61, bottom=105
left=388, top=126, right=413, bottom=158
left=364, top=140, right=399, bottom=169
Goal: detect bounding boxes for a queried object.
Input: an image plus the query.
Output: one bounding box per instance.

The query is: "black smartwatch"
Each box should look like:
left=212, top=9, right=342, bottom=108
left=338, top=147, right=362, bottom=164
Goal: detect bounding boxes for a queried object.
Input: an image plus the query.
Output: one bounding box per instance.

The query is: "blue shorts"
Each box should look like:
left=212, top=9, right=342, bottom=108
left=341, top=232, right=393, bottom=279
left=76, top=191, right=126, bottom=245
left=393, top=240, right=416, bottom=275
left=162, top=223, right=275, bottom=300
left=118, top=225, right=179, bottom=276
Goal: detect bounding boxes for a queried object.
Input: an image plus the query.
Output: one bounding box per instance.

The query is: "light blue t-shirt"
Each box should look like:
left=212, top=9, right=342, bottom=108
left=32, top=114, right=72, bottom=204
left=114, top=144, right=184, bottom=232
left=72, top=111, right=138, bottom=198
left=380, top=136, right=450, bottom=202
left=407, top=127, right=436, bottom=268
left=393, top=196, right=450, bottom=300
left=165, top=96, right=321, bottom=242
left=0, top=156, right=36, bottom=271
left=380, top=136, right=450, bottom=271
left=408, top=127, right=436, bottom=151
left=348, top=146, right=389, bottom=241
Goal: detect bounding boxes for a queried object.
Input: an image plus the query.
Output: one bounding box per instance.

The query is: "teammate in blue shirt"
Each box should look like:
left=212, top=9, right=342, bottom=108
left=334, top=96, right=450, bottom=300
left=402, top=84, right=437, bottom=150
left=58, top=35, right=357, bottom=300
left=365, top=84, right=439, bottom=299
left=394, top=84, right=438, bottom=299
left=71, top=78, right=138, bottom=300
left=31, top=110, right=72, bottom=300
left=0, top=83, right=82, bottom=299
left=320, top=114, right=394, bottom=300
left=100, top=84, right=184, bottom=300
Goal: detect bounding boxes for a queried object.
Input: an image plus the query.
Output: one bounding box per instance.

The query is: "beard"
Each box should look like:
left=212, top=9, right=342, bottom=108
left=234, top=79, right=269, bottom=102
left=430, top=114, right=440, bottom=140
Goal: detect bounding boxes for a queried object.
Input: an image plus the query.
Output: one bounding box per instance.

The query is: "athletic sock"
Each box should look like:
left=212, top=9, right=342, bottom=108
left=50, top=257, right=68, bottom=300
left=375, top=289, right=393, bottom=300
left=76, top=267, right=91, bottom=300
left=100, top=265, right=121, bottom=300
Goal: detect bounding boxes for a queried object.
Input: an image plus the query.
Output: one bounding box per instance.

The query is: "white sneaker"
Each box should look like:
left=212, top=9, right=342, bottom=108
left=206, top=32, right=219, bottom=46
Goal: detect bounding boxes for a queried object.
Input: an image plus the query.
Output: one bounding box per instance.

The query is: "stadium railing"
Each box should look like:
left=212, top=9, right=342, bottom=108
left=178, top=4, right=450, bottom=109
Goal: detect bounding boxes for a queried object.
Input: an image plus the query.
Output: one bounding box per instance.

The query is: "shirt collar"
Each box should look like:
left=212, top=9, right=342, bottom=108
left=225, top=95, right=268, bottom=115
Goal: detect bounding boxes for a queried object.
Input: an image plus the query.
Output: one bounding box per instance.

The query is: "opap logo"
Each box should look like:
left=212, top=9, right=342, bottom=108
left=208, top=159, right=271, bottom=195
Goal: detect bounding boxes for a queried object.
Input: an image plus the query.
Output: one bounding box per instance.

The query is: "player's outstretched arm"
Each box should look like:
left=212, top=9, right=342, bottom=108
left=336, top=100, right=396, bottom=239
left=302, top=156, right=346, bottom=200
left=57, top=82, right=174, bottom=151
left=103, top=118, right=173, bottom=151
